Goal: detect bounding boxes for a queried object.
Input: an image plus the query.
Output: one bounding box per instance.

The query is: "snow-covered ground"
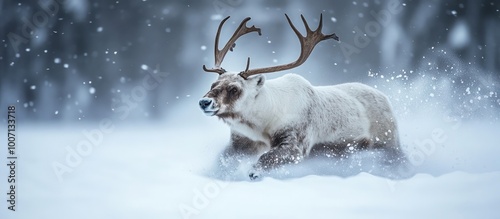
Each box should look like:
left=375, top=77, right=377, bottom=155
left=2, top=94, right=500, bottom=219
left=2, top=69, right=499, bottom=219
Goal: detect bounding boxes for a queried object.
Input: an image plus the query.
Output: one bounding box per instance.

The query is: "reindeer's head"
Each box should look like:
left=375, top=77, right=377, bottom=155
left=199, top=73, right=264, bottom=116
left=199, top=14, right=339, bottom=117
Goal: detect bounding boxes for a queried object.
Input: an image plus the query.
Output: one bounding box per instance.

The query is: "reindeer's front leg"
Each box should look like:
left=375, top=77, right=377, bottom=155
left=217, top=132, right=266, bottom=178
left=249, top=129, right=304, bottom=180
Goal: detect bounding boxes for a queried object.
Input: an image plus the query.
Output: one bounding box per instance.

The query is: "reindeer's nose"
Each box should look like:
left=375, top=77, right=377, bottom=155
left=199, top=98, right=213, bottom=110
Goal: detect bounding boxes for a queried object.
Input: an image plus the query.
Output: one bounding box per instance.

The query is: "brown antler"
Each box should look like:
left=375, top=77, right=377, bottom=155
left=203, top=16, right=262, bottom=74
left=238, top=14, right=339, bottom=79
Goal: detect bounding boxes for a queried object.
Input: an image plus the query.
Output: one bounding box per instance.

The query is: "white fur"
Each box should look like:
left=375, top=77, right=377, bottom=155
left=223, top=73, right=399, bottom=155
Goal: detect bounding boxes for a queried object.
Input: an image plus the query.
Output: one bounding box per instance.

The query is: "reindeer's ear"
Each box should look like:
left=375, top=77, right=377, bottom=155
left=252, top=74, right=265, bottom=87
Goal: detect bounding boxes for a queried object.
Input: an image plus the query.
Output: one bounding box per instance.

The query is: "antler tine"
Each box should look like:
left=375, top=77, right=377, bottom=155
left=244, top=57, right=251, bottom=72
left=300, top=14, right=312, bottom=33
left=203, top=16, right=262, bottom=75
left=202, top=64, right=225, bottom=74
left=319, top=14, right=340, bottom=41
left=239, top=14, right=339, bottom=79
left=285, top=14, right=302, bottom=39
left=317, top=13, right=323, bottom=32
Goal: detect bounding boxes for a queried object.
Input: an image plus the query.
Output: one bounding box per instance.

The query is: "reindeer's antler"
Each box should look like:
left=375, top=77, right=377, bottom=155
left=238, top=14, right=339, bottom=79
left=203, top=16, right=262, bottom=75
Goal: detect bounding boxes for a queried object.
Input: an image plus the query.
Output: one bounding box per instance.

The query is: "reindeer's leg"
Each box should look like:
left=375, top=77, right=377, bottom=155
left=217, top=132, right=266, bottom=177
left=249, top=129, right=304, bottom=180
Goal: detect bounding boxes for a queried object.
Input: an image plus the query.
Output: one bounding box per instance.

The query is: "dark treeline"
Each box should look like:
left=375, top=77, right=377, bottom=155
left=1, top=0, right=498, bottom=122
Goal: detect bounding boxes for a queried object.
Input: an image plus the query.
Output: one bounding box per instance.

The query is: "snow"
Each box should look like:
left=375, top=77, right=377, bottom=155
left=1, top=1, right=500, bottom=218
left=3, top=100, right=500, bottom=218
left=448, top=20, right=470, bottom=49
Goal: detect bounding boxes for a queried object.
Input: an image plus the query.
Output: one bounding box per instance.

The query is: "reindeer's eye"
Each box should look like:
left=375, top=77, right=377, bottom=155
left=228, top=86, right=238, bottom=94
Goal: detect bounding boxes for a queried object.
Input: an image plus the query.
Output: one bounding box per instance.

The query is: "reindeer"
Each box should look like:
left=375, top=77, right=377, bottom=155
left=199, top=14, right=405, bottom=180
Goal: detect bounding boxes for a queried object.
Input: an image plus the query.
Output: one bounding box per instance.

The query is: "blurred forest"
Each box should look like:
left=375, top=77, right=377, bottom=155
left=0, top=0, right=499, bottom=122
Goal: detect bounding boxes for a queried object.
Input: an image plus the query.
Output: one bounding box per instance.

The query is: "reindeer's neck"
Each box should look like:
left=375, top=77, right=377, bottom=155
left=220, top=85, right=274, bottom=141
left=247, top=76, right=314, bottom=131
left=246, top=85, right=277, bottom=125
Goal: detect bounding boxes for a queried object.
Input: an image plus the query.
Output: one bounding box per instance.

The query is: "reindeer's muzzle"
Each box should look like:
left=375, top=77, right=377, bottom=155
left=199, top=97, right=218, bottom=116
